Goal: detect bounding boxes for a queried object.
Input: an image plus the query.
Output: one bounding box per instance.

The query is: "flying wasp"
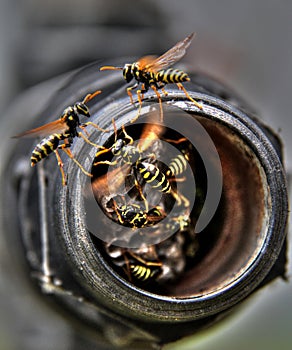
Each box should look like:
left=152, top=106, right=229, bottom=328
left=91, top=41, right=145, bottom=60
left=13, top=90, right=107, bottom=185
left=100, top=33, right=203, bottom=122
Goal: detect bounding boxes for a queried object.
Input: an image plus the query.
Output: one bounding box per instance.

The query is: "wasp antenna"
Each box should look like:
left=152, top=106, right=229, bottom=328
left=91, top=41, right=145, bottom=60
left=83, top=90, right=102, bottom=103
left=11, top=134, right=20, bottom=139
left=100, top=66, right=123, bottom=71
left=112, top=118, right=118, bottom=141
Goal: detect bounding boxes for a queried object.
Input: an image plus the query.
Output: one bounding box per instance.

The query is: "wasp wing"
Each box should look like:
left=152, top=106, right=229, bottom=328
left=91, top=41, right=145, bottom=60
left=136, top=55, right=158, bottom=70
left=147, top=210, right=167, bottom=223
left=138, top=110, right=165, bottom=152
left=12, top=119, right=69, bottom=139
left=142, top=33, right=195, bottom=73
left=91, top=163, right=132, bottom=201
left=138, top=123, right=165, bottom=153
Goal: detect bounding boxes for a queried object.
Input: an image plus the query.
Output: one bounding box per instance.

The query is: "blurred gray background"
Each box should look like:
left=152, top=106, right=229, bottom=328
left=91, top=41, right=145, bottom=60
left=0, top=0, right=291, bottom=349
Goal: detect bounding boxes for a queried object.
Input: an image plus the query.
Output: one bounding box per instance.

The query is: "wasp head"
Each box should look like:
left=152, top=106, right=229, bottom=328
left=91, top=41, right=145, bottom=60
left=123, top=64, right=134, bottom=83
left=112, top=139, right=125, bottom=155
left=75, top=102, right=90, bottom=118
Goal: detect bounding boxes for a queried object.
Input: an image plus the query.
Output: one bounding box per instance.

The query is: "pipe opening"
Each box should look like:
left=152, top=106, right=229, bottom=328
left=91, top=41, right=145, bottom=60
left=88, top=111, right=269, bottom=298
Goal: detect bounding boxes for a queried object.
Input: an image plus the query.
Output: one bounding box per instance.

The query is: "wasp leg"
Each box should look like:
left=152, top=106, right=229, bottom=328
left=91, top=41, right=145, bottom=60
left=93, top=147, right=114, bottom=166
left=176, top=83, right=203, bottom=109
left=81, top=121, right=109, bottom=133
left=54, top=149, right=67, bottom=186
left=150, top=85, right=163, bottom=122
left=131, top=83, right=151, bottom=123
left=172, top=213, right=190, bottom=231
left=163, top=137, right=187, bottom=144
left=112, top=117, right=118, bottom=141
left=156, top=82, right=168, bottom=97
left=127, top=251, right=162, bottom=267
left=122, top=251, right=132, bottom=282
left=79, top=124, right=90, bottom=137
left=161, top=87, right=168, bottom=97
left=172, top=190, right=190, bottom=208
left=60, top=146, right=92, bottom=178
left=78, top=130, right=106, bottom=149
left=112, top=199, right=124, bottom=224
left=93, top=159, right=118, bottom=166
left=131, top=89, right=143, bottom=123
left=121, top=124, right=134, bottom=145
left=134, top=178, right=149, bottom=212
left=127, top=83, right=139, bottom=104
left=168, top=176, right=187, bottom=183
left=140, top=83, right=145, bottom=100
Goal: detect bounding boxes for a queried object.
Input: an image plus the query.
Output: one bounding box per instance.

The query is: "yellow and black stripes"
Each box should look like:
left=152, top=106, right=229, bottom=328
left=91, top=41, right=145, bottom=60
left=74, top=102, right=90, bottom=117
left=94, top=124, right=140, bottom=167
left=117, top=204, right=148, bottom=228
left=115, top=145, right=141, bottom=165
left=31, top=133, right=68, bottom=166
left=137, top=162, right=171, bottom=193
left=115, top=203, right=164, bottom=229
left=152, top=68, right=189, bottom=84
left=122, top=63, right=133, bottom=82
left=123, top=65, right=189, bottom=86
left=123, top=63, right=141, bottom=83
left=166, top=153, right=189, bottom=177
left=100, top=33, right=203, bottom=121
left=130, top=264, right=159, bottom=281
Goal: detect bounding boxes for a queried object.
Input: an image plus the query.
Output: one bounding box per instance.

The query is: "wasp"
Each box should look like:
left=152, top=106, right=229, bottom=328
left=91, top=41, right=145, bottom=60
left=135, top=156, right=193, bottom=208
left=92, top=119, right=191, bottom=214
left=113, top=201, right=165, bottom=229
left=136, top=161, right=171, bottom=194
left=92, top=114, right=166, bottom=206
left=92, top=120, right=176, bottom=216
left=129, top=261, right=162, bottom=282
left=93, top=119, right=140, bottom=167
left=93, top=114, right=164, bottom=168
left=13, top=90, right=107, bottom=185
left=122, top=249, right=162, bottom=283
left=100, top=33, right=203, bottom=121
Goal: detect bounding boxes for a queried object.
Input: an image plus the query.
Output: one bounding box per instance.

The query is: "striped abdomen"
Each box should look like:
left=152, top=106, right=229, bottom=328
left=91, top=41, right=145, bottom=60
left=166, top=153, right=189, bottom=177
left=137, top=162, right=171, bottom=193
left=130, top=264, right=161, bottom=282
left=31, top=133, right=66, bottom=166
left=153, top=68, right=189, bottom=84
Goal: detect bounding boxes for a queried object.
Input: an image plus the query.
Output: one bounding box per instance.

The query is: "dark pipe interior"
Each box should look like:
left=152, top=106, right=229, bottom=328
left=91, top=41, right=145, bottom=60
left=167, top=116, right=268, bottom=297
left=90, top=113, right=268, bottom=298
